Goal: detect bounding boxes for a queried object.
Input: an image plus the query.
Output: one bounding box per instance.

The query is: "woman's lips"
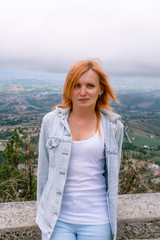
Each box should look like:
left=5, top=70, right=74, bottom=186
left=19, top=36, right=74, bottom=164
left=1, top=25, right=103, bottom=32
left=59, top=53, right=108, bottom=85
left=79, top=98, right=89, bottom=102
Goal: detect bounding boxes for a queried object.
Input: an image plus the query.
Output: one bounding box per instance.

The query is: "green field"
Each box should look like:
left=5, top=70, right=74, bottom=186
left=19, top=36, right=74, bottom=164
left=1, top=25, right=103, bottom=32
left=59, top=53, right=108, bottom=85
left=127, top=121, right=160, bottom=147
left=129, top=134, right=160, bottom=147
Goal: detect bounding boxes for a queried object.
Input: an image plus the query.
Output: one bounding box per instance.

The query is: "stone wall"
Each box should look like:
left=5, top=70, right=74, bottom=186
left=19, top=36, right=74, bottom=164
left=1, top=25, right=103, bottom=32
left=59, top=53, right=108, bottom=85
left=0, top=193, right=160, bottom=240
left=117, top=193, right=160, bottom=239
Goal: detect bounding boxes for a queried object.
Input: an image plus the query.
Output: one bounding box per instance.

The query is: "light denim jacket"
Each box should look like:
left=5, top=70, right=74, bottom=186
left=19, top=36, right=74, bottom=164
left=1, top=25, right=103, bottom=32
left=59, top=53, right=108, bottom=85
left=36, top=107, right=124, bottom=240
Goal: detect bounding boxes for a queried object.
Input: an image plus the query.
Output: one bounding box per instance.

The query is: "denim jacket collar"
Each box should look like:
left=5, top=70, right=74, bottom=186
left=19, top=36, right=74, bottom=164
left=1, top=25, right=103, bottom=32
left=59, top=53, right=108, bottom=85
left=54, top=107, right=71, bottom=134
left=100, top=108, right=121, bottom=122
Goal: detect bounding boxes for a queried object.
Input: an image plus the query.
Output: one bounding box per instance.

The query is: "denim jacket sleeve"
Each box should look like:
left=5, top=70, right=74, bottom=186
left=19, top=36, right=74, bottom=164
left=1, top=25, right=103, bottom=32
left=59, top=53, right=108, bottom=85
left=115, top=119, right=124, bottom=171
left=37, top=117, right=49, bottom=206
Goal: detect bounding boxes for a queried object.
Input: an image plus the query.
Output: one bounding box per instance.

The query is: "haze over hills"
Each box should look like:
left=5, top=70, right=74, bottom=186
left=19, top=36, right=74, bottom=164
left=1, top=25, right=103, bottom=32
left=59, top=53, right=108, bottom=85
left=0, top=70, right=160, bottom=90
left=111, top=76, right=160, bottom=90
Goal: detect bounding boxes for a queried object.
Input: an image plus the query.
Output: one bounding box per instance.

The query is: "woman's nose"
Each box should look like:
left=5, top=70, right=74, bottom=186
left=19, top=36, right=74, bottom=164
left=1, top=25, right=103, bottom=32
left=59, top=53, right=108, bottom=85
left=80, top=86, right=86, bottom=95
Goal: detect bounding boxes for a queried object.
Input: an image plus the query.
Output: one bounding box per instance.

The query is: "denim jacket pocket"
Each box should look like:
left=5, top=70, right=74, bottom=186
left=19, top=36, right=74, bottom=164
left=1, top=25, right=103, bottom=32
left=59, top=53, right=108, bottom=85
left=46, top=138, right=60, bottom=167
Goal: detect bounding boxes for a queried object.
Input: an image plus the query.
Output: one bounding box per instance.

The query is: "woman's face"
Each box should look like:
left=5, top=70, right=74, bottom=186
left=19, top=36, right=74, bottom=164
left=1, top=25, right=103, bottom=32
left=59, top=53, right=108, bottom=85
left=72, top=69, right=103, bottom=110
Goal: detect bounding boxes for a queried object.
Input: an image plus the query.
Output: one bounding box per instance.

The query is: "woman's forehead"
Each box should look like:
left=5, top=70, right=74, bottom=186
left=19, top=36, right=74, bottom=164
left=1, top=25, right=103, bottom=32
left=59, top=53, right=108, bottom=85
left=78, top=70, right=100, bottom=83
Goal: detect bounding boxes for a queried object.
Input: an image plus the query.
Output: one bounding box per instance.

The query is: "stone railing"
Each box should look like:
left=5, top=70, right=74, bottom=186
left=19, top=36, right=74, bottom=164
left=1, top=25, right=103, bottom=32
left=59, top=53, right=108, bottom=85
left=0, top=193, right=160, bottom=240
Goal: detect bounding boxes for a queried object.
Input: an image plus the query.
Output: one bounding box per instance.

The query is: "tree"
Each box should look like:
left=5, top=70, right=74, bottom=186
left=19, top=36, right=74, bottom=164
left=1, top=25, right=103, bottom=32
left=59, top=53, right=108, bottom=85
left=23, top=138, right=37, bottom=200
left=3, top=127, right=25, bottom=168
left=0, top=127, right=37, bottom=202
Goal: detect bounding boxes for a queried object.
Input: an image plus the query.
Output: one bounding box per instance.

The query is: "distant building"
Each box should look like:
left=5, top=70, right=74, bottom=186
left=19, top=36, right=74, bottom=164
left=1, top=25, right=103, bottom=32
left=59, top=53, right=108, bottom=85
left=0, top=146, right=6, bottom=151
left=148, top=163, right=160, bottom=170
left=144, top=145, right=149, bottom=149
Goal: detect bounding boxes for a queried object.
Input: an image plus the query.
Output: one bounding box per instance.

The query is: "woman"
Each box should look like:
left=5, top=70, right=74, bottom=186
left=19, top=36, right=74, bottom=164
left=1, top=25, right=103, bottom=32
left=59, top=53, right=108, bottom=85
left=36, top=59, right=124, bottom=240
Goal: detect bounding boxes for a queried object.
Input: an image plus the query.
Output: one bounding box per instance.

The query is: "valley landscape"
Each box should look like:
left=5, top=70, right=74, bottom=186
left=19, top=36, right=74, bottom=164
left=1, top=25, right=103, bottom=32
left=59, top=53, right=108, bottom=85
left=0, top=76, right=160, bottom=198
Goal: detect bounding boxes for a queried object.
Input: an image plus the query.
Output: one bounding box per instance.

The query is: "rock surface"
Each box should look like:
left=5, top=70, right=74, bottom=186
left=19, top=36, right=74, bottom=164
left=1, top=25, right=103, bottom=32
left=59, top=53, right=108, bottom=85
left=0, top=193, right=160, bottom=239
left=117, top=193, right=160, bottom=239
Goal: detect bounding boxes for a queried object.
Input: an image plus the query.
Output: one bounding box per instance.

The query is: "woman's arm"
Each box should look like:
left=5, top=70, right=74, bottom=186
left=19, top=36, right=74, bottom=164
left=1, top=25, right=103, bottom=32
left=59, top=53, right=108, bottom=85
left=37, top=118, right=49, bottom=206
left=115, top=119, right=124, bottom=171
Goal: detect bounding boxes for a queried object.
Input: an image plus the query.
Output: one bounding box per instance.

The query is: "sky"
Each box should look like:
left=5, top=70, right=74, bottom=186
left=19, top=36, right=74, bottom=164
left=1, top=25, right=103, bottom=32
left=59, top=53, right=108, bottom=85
left=0, top=0, right=160, bottom=78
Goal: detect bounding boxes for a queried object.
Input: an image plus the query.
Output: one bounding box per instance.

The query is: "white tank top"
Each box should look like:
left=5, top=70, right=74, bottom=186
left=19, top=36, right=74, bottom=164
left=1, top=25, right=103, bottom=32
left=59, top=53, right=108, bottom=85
left=58, top=123, right=109, bottom=224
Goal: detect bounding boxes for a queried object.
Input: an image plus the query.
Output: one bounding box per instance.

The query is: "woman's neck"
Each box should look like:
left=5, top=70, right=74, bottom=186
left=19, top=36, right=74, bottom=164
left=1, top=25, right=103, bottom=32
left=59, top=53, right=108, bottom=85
left=70, top=107, right=96, bottom=120
left=68, top=107, right=98, bottom=141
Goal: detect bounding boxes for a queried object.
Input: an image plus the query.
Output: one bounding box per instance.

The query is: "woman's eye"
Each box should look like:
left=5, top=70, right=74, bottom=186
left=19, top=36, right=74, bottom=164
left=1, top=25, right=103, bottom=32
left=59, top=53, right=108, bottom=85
left=88, top=83, right=94, bottom=88
left=74, top=83, right=80, bottom=88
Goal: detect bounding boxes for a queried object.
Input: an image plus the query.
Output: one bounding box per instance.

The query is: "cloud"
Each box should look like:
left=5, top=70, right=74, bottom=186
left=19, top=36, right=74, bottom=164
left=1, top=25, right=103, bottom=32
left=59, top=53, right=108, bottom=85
left=0, top=0, right=160, bottom=77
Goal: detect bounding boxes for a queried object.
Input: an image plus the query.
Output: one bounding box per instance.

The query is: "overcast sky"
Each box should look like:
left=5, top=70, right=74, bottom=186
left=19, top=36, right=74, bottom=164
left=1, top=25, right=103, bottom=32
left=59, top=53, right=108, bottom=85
left=0, top=0, right=160, bottom=77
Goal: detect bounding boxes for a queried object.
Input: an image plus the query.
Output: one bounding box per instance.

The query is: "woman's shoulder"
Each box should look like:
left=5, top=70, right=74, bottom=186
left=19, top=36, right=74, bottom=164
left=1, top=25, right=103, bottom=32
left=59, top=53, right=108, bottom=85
left=100, top=108, right=121, bottom=123
left=42, top=107, right=70, bottom=123
left=100, top=109, right=124, bottom=141
left=100, top=108, right=124, bottom=132
left=43, top=110, right=57, bottom=122
left=42, top=109, right=59, bottom=127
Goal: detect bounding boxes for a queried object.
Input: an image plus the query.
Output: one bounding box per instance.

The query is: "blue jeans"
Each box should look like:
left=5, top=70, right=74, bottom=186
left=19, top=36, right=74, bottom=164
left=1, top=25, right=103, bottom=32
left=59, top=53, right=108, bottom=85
left=42, top=220, right=112, bottom=240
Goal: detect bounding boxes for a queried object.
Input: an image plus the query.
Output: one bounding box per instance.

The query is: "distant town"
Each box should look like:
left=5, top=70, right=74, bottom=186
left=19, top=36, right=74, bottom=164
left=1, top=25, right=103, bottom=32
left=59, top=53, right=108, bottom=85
left=0, top=78, right=160, bottom=194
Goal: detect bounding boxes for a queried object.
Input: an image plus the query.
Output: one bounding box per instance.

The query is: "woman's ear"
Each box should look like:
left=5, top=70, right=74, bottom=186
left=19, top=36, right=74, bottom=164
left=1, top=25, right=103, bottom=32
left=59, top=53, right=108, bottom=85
left=99, top=88, right=103, bottom=95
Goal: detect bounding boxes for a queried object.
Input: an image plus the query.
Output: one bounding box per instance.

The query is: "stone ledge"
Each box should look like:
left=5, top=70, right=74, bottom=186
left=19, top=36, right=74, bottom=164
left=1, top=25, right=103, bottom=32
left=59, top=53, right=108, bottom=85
left=0, top=193, right=160, bottom=239
left=117, top=193, right=160, bottom=239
